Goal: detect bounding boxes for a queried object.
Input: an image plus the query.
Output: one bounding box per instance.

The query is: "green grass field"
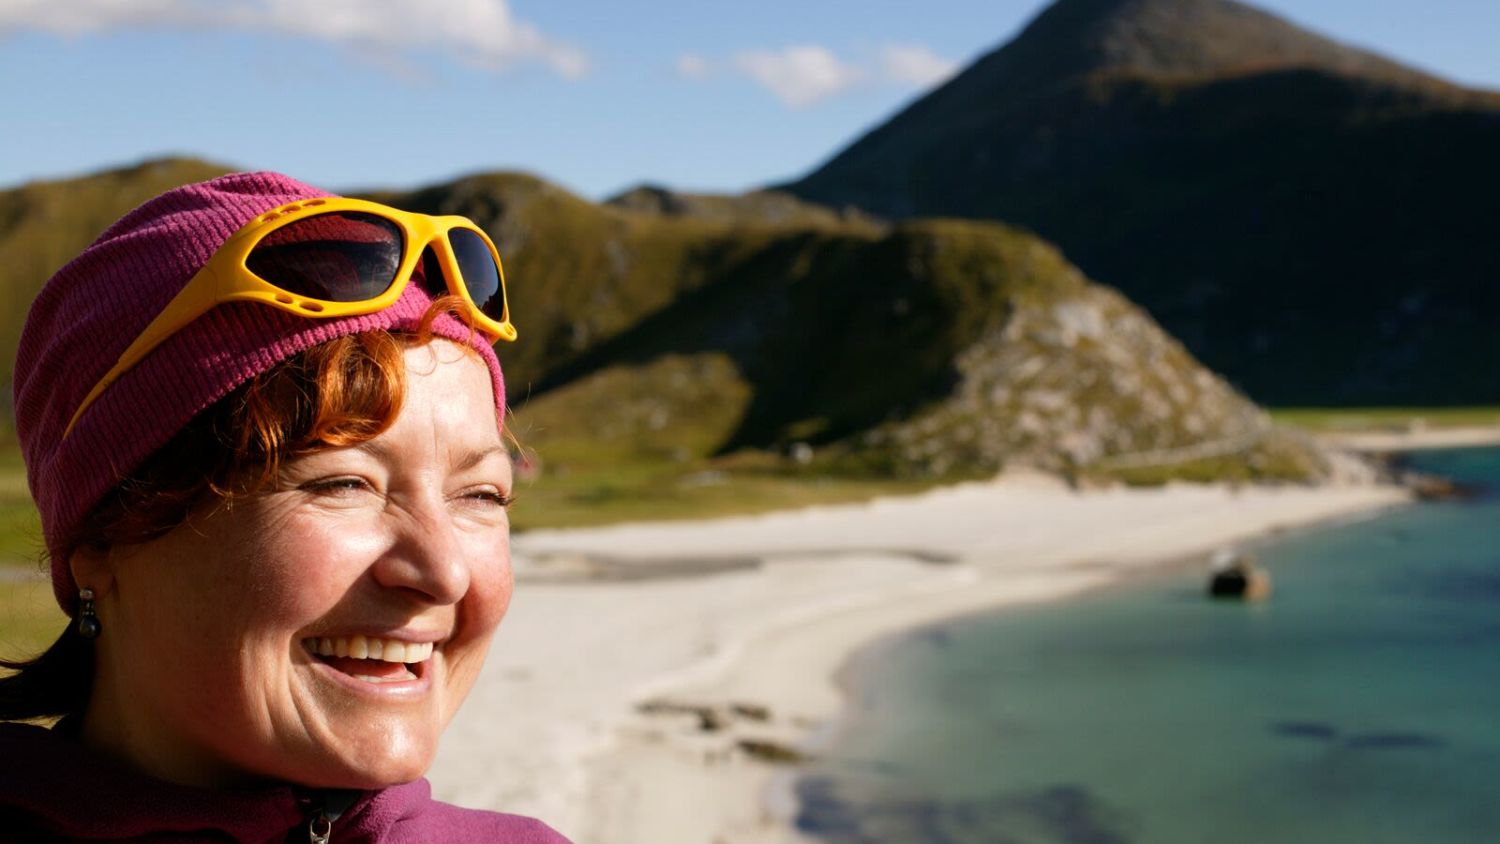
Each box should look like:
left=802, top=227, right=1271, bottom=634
left=1268, top=407, right=1500, bottom=431
left=1, top=435, right=60, bottom=663
left=509, top=459, right=939, bottom=529
left=0, top=577, right=63, bottom=664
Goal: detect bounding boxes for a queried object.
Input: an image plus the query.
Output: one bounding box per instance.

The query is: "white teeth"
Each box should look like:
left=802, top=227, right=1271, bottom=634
left=304, top=636, right=436, bottom=664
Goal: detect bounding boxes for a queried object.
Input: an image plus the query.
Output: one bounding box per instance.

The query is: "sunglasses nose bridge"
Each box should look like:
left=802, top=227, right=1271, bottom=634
left=413, top=234, right=460, bottom=298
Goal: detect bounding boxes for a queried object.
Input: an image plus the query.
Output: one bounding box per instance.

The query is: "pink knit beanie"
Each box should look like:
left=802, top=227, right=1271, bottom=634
left=12, top=172, right=507, bottom=613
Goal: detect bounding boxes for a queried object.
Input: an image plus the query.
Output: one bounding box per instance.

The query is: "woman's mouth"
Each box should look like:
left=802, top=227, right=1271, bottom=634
left=302, top=635, right=435, bottom=684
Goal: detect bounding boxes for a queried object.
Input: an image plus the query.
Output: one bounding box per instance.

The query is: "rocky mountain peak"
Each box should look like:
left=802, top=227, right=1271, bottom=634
left=898, top=0, right=1458, bottom=120
left=1006, top=0, right=1437, bottom=86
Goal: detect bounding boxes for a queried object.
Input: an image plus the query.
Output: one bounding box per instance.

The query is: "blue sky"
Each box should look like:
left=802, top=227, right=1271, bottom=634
left=1, top=0, right=1495, bottom=200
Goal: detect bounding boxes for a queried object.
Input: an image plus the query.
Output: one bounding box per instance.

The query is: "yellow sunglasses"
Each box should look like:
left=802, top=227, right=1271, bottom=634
left=65, top=196, right=516, bottom=438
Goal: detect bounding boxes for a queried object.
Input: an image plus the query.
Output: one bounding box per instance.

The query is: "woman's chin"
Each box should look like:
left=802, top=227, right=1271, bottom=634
left=284, top=655, right=449, bottom=786
left=292, top=740, right=435, bottom=791
left=280, top=705, right=441, bottom=789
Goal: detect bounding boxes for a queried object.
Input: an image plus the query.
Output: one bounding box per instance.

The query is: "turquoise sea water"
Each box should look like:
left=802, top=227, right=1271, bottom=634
left=796, top=447, right=1500, bottom=844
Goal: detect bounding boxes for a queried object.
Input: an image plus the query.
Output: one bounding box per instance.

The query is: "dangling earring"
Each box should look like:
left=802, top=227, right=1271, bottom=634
left=77, top=587, right=101, bottom=639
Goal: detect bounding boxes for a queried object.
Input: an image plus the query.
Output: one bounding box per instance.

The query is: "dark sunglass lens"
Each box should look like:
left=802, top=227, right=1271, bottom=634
left=449, top=228, right=506, bottom=322
left=247, top=212, right=404, bottom=302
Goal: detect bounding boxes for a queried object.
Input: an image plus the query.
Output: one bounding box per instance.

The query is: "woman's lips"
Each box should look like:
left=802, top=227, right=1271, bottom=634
left=301, top=635, right=437, bottom=685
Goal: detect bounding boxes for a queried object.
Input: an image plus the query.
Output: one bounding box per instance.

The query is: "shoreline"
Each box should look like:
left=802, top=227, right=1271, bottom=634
left=429, top=472, right=1414, bottom=843
left=1314, top=424, right=1500, bottom=453
left=803, top=493, right=1412, bottom=801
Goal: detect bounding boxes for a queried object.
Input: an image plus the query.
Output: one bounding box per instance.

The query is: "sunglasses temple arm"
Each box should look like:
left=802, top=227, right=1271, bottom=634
left=62, top=272, right=219, bottom=440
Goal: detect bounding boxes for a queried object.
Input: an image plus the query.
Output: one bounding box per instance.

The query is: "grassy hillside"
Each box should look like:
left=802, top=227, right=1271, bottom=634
left=3, top=159, right=1332, bottom=492
left=605, top=184, right=851, bottom=225
left=510, top=213, right=1326, bottom=487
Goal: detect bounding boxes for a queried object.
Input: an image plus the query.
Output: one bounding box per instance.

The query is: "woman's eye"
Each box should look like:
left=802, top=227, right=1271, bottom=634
left=466, top=489, right=515, bottom=508
left=305, top=477, right=370, bottom=495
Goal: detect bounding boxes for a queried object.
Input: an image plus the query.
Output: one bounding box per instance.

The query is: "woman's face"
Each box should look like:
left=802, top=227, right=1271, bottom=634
left=80, top=340, right=513, bottom=789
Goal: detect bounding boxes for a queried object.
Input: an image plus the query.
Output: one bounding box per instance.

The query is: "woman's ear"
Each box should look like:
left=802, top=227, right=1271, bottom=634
left=68, top=545, right=116, bottom=600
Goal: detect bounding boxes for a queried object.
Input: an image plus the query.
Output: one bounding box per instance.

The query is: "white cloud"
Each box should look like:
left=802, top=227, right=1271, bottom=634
left=718, top=42, right=958, bottom=109
left=733, top=45, right=865, bottom=108
left=0, top=0, right=589, bottom=78
left=675, top=53, right=711, bottom=80
left=0, top=0, right=194, bottom=33
left=879, top=44, right=958, bottom=87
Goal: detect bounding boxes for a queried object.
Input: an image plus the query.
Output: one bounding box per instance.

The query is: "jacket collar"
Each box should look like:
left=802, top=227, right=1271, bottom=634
left=0, top=722, right=430, bottom=843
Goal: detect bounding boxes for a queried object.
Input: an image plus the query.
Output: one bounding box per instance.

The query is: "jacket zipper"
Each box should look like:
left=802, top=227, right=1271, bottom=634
left=307, top=813, right=333, bottom=844
left=302, top=789, right=361, bottom=844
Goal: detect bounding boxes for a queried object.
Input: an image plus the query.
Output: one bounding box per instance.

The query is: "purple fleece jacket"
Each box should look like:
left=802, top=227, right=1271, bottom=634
left=0, top=723, right=572, bottom=843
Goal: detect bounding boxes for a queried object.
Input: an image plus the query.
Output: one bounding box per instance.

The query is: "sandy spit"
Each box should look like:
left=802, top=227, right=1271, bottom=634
left=428, top=471, right=1412, bottom=843
left=1316, top=425, right=1500, bottom=452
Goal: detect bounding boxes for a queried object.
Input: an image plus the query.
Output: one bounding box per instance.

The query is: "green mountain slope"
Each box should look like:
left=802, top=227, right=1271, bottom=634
left=784, top=0, right=1500, bottom=406
left=513, top=215, right=1328, bottom=482
left=3, top=158, right=1332, bottom=487
left=605, top=183, right=857, bottom=227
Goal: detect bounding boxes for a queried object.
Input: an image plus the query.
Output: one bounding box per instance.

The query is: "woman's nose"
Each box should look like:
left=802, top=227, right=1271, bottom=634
left=372, top=495, right=471, bottom=605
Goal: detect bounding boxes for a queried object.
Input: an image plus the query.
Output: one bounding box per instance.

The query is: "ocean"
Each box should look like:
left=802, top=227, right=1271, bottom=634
left=796, top=447, right=1500, bottom=844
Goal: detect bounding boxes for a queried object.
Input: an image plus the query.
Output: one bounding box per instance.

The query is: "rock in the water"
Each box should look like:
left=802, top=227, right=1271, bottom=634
left=1208, top=550, right=1273, bottom=601
left=1404, top=472, right=1473, bottom=501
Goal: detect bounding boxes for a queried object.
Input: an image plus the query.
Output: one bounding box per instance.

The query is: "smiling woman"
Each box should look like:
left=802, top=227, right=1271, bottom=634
left=0, top=173, right=569, bottom=842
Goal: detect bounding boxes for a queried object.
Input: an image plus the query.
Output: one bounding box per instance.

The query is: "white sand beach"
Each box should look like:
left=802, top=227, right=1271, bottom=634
left=1315, top=425, right=1500, bottom=453
left=428, top=471, right=1412, bottom=843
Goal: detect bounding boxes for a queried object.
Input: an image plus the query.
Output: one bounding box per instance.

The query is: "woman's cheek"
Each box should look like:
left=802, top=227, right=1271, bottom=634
left=469, top=534, right=515, bottom=630
left=256, top=518, right=380, bottom=616
left=442, top=537, right=512, bottom=695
